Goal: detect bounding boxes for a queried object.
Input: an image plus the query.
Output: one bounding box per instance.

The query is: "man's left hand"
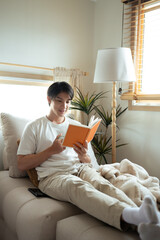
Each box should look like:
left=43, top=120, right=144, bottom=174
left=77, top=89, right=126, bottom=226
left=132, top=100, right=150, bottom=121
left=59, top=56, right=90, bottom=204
left=73, top=141, right=91, bottom=163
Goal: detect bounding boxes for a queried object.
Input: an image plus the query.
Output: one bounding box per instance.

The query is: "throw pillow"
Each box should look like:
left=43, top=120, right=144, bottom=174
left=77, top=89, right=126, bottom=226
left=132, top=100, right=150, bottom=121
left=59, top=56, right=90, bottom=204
left=0, top=112, right=30, bottom=177
left=17, top=139, right=39, bottom=187
left=27, top=168, right=39, bottom=187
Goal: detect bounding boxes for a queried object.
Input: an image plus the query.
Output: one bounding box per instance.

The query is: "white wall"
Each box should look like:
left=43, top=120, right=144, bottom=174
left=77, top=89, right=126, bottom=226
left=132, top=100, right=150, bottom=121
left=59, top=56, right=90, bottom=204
left=0, top=0, right=94, bottom=71
left=93, top=0, right=160, bottom=179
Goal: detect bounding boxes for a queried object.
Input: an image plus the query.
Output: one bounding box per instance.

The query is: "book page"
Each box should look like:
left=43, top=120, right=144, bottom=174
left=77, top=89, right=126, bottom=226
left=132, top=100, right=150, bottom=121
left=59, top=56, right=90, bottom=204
left=88, top=115, right=101, bottom=128
left=86, top=119, right=101, bottom=143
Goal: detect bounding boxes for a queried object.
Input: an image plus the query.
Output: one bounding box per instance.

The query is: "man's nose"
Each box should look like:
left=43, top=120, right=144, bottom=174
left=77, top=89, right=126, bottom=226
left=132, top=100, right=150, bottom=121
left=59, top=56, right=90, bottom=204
left=62, top=102, right=67, bottom=108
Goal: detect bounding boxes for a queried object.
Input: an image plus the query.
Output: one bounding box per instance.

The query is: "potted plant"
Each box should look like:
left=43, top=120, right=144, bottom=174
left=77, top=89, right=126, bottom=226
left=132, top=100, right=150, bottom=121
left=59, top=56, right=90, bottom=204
left=70, top=88, right=127, bottom=164
left=91, top=105, right=127, bottom=164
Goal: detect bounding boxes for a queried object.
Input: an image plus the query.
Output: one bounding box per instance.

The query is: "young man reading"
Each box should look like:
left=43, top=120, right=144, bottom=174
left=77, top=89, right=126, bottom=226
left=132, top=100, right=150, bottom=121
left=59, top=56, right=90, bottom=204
left=17, top=81, right=160, bottom=240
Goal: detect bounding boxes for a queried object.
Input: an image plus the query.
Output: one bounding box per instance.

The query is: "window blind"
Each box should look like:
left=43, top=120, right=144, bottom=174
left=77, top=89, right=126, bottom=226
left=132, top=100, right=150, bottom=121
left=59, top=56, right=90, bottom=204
left=121, top=0, right=160, bottom=103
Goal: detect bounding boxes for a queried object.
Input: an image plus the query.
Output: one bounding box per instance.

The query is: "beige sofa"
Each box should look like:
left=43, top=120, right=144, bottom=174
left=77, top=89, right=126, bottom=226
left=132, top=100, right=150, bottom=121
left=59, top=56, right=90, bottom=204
left=0, top=112, right=140, bottom=240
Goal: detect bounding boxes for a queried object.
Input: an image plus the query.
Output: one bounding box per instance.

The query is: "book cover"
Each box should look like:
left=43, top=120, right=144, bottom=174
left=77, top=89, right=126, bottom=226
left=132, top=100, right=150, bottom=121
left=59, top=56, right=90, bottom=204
left=62, top=116, right=101, bottom=147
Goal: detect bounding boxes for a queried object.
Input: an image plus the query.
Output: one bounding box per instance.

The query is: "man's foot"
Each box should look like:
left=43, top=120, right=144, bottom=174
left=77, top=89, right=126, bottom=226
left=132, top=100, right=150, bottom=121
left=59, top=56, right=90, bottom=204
left=122, top=195, right=160, bottom=226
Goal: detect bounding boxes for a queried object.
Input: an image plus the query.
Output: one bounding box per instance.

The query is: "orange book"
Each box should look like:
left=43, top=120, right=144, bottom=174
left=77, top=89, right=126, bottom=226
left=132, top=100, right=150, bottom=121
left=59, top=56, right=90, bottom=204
left=63, top=116, right=101, bottom=147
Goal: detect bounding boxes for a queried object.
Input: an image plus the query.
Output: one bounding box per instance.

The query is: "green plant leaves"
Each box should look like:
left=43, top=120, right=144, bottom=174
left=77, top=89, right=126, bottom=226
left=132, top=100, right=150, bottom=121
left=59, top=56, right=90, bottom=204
left=70, top=87, right=128, bottom=164
left=94, top=104, right=128, bottom=129
left=70, top=88, right=107, bottom=116
left=92, top=134, right=128, bottom=164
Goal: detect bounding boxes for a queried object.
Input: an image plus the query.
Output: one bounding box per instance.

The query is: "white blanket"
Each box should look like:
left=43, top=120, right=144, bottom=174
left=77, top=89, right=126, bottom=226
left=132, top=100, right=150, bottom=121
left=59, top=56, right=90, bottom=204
left=98, top=159, right=160, bottom=206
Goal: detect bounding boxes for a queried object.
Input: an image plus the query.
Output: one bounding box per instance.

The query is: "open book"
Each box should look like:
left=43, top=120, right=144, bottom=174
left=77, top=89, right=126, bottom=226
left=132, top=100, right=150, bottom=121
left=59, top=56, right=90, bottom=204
left=63, top=115, right=101, bottom=147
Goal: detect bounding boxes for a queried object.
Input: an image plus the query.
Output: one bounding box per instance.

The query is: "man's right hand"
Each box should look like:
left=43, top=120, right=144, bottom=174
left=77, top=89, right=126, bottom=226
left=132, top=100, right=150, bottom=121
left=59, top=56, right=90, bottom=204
left=50, top=134, right=66, bottom=154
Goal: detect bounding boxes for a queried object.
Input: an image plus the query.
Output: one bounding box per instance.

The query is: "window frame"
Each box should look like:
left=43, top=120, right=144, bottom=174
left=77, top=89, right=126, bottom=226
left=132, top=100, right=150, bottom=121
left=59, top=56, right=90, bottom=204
left=0, top=62, right=53, bottom=86
left=121, top=0, right=160, bottom=111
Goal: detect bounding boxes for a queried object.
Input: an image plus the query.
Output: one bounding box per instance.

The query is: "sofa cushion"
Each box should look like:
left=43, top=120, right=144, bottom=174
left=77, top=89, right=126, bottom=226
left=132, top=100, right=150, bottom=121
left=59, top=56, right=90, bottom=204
left=16, top=196, right=82, bottom=240
left=0, top=171, right=82, bottom=240
left=0, top=171, right=33, bottom=221
left=0, top=218, right=18, bottom=240
left=0, top=113, right=30, bottom=177
left=56, top=214, right=140, bottom=240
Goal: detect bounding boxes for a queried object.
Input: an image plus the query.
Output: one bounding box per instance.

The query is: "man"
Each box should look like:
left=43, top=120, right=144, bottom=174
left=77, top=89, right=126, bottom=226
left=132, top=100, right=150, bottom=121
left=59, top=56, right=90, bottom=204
left=17, top=81, right=160, bottom=239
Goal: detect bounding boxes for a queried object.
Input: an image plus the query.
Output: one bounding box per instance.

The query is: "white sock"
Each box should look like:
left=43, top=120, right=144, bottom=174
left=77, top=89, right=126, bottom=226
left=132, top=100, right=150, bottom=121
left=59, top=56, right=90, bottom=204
left=138, top=223, right=160, bottom=240
left=122, top=195, right=160, bottom=226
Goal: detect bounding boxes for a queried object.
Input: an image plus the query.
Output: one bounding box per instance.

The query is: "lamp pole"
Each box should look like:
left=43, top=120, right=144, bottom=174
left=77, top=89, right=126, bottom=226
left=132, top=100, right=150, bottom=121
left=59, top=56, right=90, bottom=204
left=112, top=81, right=117, bottom=163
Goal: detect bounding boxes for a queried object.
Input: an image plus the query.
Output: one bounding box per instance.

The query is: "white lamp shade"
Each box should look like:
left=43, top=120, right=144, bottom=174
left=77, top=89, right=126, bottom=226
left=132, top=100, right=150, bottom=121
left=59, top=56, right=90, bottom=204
left=94, top=48, right=136, bottom=83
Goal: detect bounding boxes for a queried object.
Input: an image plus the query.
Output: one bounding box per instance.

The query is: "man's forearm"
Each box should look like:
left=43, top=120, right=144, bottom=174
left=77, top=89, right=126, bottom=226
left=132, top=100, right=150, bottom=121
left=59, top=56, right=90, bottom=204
left=17, top=135, right=66, bottom=171
left=17, top=146, right=53, bottom=171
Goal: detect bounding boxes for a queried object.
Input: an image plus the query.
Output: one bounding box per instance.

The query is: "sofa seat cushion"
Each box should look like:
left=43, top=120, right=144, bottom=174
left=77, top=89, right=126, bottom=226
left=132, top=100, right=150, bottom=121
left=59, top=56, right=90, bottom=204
left=0, top=171, right=33, bottom=219
left=16, top=196, right=82, bottom=240
left=56, top=213, right=140, bottom=240
left=0, top=171, right=82, bottom=240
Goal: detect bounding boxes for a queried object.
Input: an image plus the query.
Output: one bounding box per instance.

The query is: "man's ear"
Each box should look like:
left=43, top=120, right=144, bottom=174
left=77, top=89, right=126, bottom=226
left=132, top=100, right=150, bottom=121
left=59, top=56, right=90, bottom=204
left=47, top=96, right=51, bottom=106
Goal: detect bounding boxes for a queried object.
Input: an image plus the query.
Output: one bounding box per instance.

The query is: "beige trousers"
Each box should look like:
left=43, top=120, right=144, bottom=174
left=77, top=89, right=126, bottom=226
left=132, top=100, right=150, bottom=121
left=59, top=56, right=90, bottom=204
left=39, top=164, right=136, bottom=230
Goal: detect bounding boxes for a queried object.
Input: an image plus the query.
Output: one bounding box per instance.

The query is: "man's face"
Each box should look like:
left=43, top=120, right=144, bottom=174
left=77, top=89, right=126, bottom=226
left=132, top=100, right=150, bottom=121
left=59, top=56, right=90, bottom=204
left=48, top=92, right=71, bottom=118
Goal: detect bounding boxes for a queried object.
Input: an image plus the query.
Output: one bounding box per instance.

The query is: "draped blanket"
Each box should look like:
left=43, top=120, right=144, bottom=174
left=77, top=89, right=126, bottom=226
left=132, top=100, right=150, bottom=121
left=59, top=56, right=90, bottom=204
left=98, top=159, right=160, bottom=207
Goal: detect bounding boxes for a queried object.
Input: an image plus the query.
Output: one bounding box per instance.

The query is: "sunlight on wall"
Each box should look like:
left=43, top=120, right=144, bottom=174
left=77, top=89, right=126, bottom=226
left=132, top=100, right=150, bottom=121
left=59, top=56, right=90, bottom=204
left=0, top=84, right=49, bottom=119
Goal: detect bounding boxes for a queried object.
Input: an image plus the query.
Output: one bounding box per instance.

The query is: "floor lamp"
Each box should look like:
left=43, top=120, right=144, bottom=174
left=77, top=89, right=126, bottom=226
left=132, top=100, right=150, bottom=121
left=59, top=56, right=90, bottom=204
left=93, top=48, right=136, bottom=163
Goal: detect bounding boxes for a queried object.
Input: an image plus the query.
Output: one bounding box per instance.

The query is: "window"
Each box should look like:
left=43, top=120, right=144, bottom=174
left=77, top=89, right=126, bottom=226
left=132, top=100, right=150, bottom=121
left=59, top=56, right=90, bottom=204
left=0, top=63, right=53, bottom=118
left=0, top=63, right=86, bottom=120
left=121, top=0, right=160, bottom=111
left=0, top=84, right=49, bottom=119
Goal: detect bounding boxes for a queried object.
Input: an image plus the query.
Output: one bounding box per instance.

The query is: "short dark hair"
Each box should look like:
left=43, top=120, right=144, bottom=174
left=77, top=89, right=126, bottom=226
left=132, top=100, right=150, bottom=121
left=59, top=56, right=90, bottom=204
left=47, top=81, right=74, bottom=100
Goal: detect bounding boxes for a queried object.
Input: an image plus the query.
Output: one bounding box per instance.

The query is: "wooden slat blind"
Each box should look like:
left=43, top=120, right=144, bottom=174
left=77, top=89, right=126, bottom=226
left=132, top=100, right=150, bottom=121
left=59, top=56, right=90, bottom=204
left=121, top=0, right=160, bottom=104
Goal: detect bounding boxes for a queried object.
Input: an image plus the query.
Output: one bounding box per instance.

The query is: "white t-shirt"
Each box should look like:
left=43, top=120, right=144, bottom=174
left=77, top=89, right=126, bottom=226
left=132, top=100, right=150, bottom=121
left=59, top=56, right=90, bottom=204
left=17, top=116, right=99, bottom=179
